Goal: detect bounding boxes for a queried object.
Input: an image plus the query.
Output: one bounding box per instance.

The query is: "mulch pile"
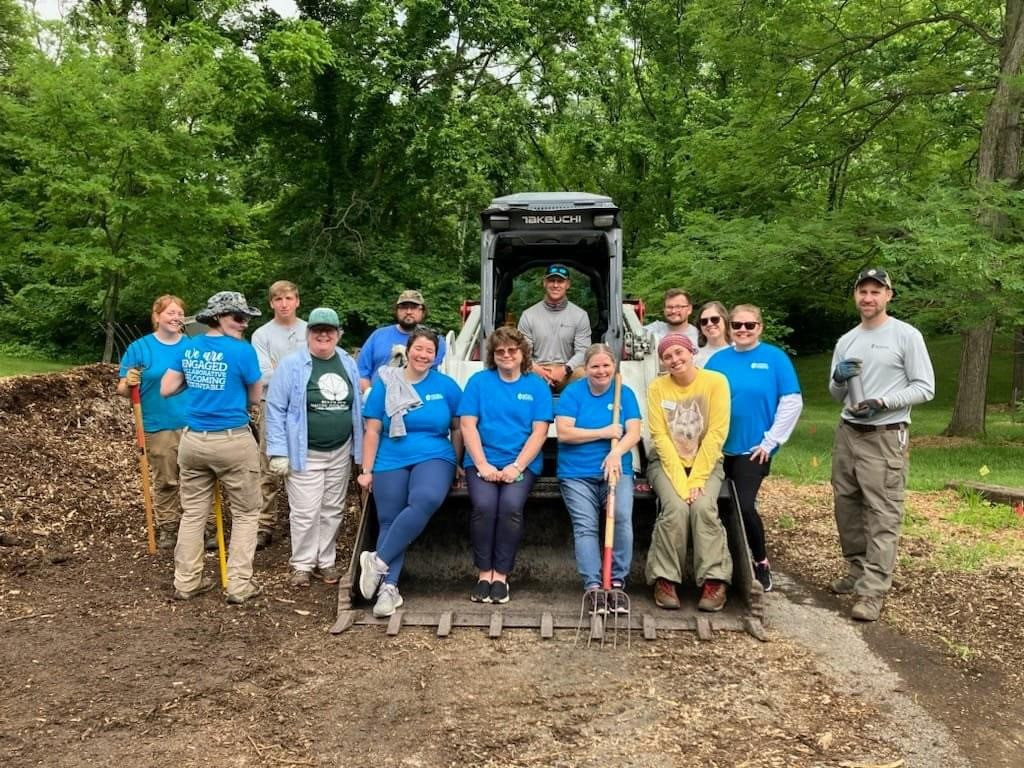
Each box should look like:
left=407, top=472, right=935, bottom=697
left=761, top=478, right=1024, bottom=697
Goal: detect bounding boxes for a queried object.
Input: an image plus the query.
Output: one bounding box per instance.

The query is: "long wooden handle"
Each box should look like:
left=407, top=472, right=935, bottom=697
left=130, top=385, right=157, bottom=555
left=601, top=373, right=623, bottom=590
left=214, top=482, right=227, bottom=588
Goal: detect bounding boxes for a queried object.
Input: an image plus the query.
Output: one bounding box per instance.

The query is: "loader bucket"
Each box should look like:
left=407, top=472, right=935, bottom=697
left=331, top=477, right=767, bottom=641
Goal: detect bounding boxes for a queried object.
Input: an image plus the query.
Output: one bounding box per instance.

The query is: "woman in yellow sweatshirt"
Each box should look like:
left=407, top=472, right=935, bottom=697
left=645, top=333, right=733, bottom=612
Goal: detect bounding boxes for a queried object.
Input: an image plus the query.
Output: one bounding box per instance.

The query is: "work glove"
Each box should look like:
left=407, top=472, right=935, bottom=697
left=124, top=368, right=142, bottom=387
left=269, top=456, right=290, bottom=476
left=832, top=358, right=862, bottom=383
left=850, top=398, right=886, bottom=418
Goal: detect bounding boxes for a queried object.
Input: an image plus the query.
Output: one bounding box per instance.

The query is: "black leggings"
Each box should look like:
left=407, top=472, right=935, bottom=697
left=723, top=454, right=771, bottom=563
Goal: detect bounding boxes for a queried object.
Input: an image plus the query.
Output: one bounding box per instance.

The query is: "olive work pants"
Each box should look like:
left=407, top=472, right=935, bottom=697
left=145, top=428, right=183, bottom=531
left=831, top=421, right=909, bottom=598
left=175, top=428, right=261, bottom=597
left=256, top=402, right=281, bottom=534
left=644, top=458, right=732, bottom=587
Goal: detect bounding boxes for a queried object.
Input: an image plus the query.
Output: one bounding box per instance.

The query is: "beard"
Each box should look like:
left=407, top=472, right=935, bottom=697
left=397, top=317, right=419, bottom=332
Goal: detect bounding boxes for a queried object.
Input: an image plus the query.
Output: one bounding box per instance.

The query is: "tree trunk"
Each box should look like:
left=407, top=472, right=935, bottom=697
left=101, top=271, right=121, bottom=364
left=1012, top=325, right=1024, bottom=408
left=946, top=317, right=996, bottom=437
left=947, top=0, right=1024, bottom=435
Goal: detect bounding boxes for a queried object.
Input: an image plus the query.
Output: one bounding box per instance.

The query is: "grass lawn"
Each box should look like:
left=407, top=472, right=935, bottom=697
left=0, top=354, right=73, bottom=378
left=776, top=334, right=1024, bottom=491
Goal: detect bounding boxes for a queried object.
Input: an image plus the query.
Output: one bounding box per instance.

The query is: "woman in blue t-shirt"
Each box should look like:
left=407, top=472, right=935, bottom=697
left=116, top=295, right=189, bottom=550
left=356, top=327, right=463, bottom=618
left=459, top=327, right=552, bottom=605
left=704, top=304, right=803, bottom=592
left=556, top=344, right=642, bottom=615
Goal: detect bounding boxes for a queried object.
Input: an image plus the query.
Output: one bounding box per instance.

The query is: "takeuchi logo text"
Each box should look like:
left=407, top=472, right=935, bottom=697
left=522, top=215, right=582, bottom=224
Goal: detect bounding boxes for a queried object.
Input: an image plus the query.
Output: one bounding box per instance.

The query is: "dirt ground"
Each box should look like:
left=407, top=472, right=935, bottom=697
left=1, top=366, right=1022, bottom=767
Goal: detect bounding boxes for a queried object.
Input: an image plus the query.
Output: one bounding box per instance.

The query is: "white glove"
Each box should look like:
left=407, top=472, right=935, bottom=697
left=269, top=456, right=290, bottom=476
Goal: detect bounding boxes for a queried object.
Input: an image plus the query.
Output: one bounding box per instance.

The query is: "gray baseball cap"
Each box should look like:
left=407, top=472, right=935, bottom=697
left=307, top=307, right=340, bottom=329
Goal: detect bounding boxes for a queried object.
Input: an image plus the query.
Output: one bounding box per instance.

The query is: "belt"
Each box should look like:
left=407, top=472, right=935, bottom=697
left=183, top=426, right=249, bottom=437
left=842, top=421, right=907, bottom=433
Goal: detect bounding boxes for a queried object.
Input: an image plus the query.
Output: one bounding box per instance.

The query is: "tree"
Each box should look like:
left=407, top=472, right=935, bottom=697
left=0, top=18, right=266, bottom=359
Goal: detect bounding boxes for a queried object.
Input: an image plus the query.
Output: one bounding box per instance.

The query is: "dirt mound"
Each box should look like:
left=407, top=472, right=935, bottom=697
left=0, top=364, right=139, bottom=565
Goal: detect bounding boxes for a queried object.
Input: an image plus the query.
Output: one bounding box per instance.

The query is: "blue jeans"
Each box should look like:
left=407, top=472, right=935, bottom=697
left=559, top=475, right=634, bottom=589
left=466, top=469, right=536, bottom=574
left=373, top=459, right=454, bottom=586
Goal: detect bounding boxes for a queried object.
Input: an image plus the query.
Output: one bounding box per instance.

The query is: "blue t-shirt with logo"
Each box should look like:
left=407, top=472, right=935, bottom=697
left=555, top=378, right=641, bottom=478
left=119, top=333, right=189, bottom=433
left=457, top=369, right=553, bottom=475
left=705, top=343, right=801, bottom=455
left=357, top=325, right=448, bottom=382
left=364, top=369, right=462, bottom=471
left=170, top=335, right=262, bottom=432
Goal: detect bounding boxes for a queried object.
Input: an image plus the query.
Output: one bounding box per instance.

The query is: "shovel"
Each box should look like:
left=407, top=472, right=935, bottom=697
left=129, top=382, right=158, bottom=555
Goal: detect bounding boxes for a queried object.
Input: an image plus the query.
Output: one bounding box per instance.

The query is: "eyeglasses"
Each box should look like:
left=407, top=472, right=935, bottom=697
left=310, top=325, right=338, bottom=334
left=699, top=316, right=722, bottom=326
left=730, top=321, right=760, bottom=331
left=665, top=304, right=691, bottom=311
left=397, top=302, right=423, bottom=310
left=494, top=347, right=521, bottom=357
left=228, top=312, right=250, bottom=323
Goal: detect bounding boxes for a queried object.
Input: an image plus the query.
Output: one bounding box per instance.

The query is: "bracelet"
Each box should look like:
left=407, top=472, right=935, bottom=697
left=511, top=461, right=523, bottom=471
left=360, top=470, right=373, bottom=476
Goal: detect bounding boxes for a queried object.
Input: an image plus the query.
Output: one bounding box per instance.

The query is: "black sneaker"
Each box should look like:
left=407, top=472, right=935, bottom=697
left=489, top=581, right=510, bottom=604
left=471, top=580, right=491, bottom=603
left=608, top=589, right=630, bottom=614
left=754, top=561, right=773, bottom=592
left=585, top=588, right=607, bottom=616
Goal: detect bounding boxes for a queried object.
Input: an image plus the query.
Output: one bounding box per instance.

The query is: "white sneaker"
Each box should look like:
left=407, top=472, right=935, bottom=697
left=372, top=584, right=404, bottom=618
left=358, top=551, right=387, bottom=600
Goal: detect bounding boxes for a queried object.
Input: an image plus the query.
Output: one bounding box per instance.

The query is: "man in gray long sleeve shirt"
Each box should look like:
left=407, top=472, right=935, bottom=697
left=517, top=263, right=591, bottom=392
left=250, top=280, right=307, bottom=548
left=828, top=267, right=935, bottom=622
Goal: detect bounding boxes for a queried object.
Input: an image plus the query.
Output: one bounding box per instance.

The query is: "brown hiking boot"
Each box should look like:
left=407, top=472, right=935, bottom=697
left=851, top=595, right=883, bottom=622
left=653, top=578, right=680, bottom=610
left=830, top=575, right=858, bottom=595
left=698, top=580, right=727, bottom=612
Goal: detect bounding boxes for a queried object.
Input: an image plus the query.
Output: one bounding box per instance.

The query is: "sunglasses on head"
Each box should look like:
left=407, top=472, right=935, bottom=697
left=699, top=316, right=722, bottom=326
left=730, top=320, right=760, bottom=331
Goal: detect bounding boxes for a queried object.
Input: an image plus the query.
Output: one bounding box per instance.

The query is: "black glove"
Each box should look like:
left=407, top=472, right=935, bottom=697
left=850, top=398, right=886, bottom=418
left=832, top=358, right=862, bottom=383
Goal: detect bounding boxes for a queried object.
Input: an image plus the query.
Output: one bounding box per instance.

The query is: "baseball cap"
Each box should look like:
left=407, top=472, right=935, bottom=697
left=854, top=268, right=892, bottom=289
left=545, top=264, right=570, bottom=280
left=396, top=289, right=425, bottom=306
left=307, top=307, right=340, bottom=329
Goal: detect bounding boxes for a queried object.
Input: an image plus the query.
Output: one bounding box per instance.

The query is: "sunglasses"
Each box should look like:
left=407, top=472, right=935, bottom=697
left=730, top=321, right=760, bottom=331
left=310, top=325, right=339, bottom=334
left=227, top=312, right=251, bottom=323
left=494, top=347, right=521, bottom=357
left=699, top=316, right=722, bottom=326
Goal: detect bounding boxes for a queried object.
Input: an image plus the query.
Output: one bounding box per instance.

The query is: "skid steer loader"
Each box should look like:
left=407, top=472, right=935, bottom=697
left=332, top=192, right=766, bottom=640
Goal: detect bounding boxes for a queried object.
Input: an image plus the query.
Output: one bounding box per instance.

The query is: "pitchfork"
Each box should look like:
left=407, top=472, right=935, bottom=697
left=576, top=372, right=630, bottom=647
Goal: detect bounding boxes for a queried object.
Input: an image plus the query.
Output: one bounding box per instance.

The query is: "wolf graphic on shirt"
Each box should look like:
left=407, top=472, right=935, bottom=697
left=666, top=400, right=705, bottom=461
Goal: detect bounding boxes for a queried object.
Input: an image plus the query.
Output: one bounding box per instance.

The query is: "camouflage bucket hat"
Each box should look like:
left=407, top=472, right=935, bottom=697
left=195, top=291, right=262, bottom=324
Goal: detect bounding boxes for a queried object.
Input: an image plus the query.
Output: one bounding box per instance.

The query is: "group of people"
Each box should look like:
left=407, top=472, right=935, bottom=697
left=117, top=263, right=933, bottom=625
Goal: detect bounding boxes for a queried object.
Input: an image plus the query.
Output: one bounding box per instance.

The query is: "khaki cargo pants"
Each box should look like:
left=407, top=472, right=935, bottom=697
left=645, top=458, right=732, bottom=586
left=175, top=427, right=261, bottom=596
left=831, top=421, right=909, bottom=598
left=145, top=428, right=183, bottom=531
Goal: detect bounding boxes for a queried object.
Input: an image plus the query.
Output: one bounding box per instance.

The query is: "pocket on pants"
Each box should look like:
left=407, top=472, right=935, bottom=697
left=884, top=458, right=906, bottom=501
